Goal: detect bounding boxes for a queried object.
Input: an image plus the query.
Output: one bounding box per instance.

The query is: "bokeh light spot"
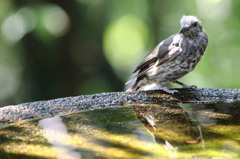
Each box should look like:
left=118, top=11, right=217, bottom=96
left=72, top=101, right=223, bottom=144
left=2, top=14, right=27, bottom=42
left=18, top=7, right=37, bottom=33
left=1, top=7, right=36, bottom=43
left=196, top=0, right=231, bottom=21
left=103, top=15, right=149, bottom=73
left=42, top=5, right=70, bottom=37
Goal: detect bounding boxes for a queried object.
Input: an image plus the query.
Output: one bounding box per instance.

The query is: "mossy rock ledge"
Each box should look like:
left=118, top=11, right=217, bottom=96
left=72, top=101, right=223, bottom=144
left=0, top=88, right=240, bottom=127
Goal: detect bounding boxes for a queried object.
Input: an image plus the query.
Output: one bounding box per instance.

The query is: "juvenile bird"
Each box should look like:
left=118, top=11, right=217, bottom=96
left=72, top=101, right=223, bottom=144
left=126, top=15, right=208, bottom=93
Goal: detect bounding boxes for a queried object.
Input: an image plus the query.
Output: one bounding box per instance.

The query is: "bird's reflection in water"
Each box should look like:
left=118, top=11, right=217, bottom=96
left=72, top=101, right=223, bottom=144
left=132, top=102, right=202, bottom=154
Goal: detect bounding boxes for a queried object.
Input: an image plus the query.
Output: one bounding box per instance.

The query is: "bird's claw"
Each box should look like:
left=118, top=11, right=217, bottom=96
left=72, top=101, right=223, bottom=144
left=161, top=87, right=179, bottom=94
left=183, top=84, right=197, bottom=89
left=190, top=85, right=197, bottom=89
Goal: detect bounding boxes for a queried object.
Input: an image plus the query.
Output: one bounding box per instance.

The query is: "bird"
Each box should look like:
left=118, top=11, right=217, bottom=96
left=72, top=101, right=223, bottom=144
left=126, top=15, right=208, bottom=93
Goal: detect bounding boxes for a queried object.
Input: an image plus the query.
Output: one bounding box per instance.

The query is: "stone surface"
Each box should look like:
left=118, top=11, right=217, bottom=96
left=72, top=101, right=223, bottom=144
left=1, top=88, right=240, bottom=127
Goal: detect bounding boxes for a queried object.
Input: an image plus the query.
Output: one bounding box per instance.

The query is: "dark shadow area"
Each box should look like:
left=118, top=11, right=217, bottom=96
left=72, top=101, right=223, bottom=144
left=0, top=151, right=50, bottom=159
left=94, top=138, right=151, bottom=157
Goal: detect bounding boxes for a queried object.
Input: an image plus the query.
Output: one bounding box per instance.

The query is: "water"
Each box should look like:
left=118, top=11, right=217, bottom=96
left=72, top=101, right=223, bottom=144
left=0, top=101, right=240, bottom=158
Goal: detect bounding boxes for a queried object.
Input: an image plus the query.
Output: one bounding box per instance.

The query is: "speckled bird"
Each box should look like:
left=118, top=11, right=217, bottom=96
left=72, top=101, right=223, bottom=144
left=126, top=15, right=208, bottom=93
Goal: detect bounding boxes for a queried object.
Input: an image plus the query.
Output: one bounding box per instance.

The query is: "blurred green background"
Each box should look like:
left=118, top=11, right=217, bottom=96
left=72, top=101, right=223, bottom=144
left=0, top=0, right=239, bottom=106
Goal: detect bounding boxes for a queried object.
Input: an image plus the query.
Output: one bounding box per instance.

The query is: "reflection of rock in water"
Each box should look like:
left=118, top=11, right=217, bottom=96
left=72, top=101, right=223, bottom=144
left=132, top=102, right=201, bottom=150
left=184, top=101, right=240, bottom=125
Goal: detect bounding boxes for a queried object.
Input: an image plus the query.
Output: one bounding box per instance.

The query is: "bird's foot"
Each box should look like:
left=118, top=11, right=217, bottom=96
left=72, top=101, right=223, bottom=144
left=159, top=82, right=178, bottom=94
left=161, top=87, right=179, bottom=94
left=182, top=84, right=197, bottom=89
left=174, top=81, right=197, bottom=89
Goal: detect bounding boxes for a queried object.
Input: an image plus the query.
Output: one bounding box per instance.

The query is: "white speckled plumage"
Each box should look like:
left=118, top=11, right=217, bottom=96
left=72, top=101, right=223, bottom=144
left=127, top=15, right=208, bottom=92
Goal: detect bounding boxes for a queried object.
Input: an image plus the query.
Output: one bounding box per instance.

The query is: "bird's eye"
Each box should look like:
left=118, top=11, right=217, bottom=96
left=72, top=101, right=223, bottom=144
left=193, top=22, right=198, bottom=27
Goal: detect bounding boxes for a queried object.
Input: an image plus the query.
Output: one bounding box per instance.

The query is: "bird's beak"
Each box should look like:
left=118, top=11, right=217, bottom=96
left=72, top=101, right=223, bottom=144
left=179, top=26, right=189, bottom=34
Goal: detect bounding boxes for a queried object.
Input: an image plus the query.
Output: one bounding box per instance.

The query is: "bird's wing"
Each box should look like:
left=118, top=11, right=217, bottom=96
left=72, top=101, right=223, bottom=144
left=132, top=34, right=176, bottom=74
left=126, top=34, right=180, bottom=84
left=132, top=43, right=159, bottom=73
left=156, top=43, right=181, bottom=66
left=132, top=35, right=175, bottom=74
left=132, top=47, right=180, bottom=80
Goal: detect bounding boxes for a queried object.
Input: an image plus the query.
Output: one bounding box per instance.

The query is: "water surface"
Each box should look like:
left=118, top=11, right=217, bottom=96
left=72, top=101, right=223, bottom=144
left=0, top=101, right=240, bottom=158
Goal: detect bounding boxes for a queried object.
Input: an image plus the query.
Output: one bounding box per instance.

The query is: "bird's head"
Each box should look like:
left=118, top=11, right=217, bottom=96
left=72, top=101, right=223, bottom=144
left=179, top=15, right=203, bottom=37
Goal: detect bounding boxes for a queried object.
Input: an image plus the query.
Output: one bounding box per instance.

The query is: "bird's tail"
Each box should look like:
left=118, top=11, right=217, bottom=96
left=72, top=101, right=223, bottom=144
left=126, top=85, right=139, bottom=92
left=126, top=79, right=141, bottom=92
